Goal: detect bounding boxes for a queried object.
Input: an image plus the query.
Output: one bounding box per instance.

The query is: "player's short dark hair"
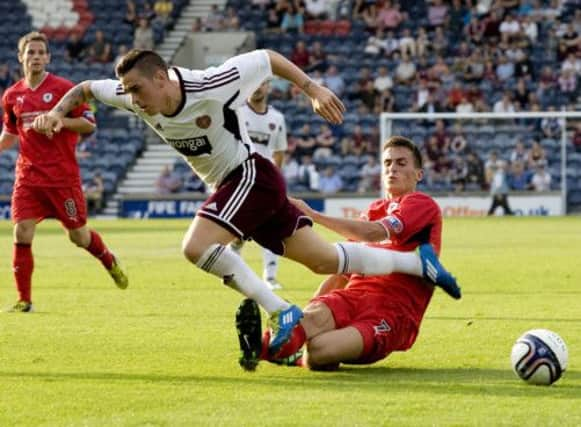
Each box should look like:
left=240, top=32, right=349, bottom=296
left=18, top=31, right=49, bottom=54
left=383, top=136, right=423, bottom=169
left=115, top=49, right=168, bottom=78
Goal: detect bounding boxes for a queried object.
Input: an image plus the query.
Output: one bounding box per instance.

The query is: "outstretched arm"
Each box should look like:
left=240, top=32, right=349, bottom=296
left=266, top=50, right=345, bottom=125
left=289, top=197, right=388, bottom=243
left=33, top=81, right=95, bottom=137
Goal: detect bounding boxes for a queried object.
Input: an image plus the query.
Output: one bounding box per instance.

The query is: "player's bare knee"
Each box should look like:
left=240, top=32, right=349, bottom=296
left=182, top=243, right=201, bottom=263
left=305, top=338, right=338, bottom=368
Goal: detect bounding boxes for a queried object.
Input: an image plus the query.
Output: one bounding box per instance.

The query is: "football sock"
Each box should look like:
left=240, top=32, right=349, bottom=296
left=335, top=242, right=422, bottom=276
left=196, top=244, right=288, bottom=313
left=13, top=243, right=33, bottom=302
left=262, top=248, right=279, bottom=280
left=85, top=230, right=114, bottom=270
left=270, top=323, right=307, bottom=359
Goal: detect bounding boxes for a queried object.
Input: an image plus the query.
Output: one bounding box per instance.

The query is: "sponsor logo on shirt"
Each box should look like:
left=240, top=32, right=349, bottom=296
left=195, top=115, right=212, bottom=129
left=166, top=135, right=212, bottom=156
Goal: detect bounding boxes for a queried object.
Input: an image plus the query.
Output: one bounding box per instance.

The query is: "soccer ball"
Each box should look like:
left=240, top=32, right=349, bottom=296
left=510, top=329, right=568, bottom=386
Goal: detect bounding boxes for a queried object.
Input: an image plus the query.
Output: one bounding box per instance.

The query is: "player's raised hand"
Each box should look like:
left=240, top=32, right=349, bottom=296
left=32, top=113, right=63, bottom=138
left=308, top=84, right=345, bottom=125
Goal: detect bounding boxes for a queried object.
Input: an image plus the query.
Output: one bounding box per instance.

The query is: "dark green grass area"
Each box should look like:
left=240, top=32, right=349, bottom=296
left=1, top=217, right=580, bottom=426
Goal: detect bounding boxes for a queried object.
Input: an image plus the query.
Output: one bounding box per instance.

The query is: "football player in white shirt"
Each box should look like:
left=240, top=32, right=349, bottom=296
left=33, top=49, right=460, bottom=369
left=233, top=80, right=287, bottom=290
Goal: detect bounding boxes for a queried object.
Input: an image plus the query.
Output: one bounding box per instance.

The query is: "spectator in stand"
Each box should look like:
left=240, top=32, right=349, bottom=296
left=341, top=124, right=367, bottom=156
left=495, top=54, right=515, bottom=83
left=139, top=1, right=157, bottom=22
left=394, top=53, right=416, bottom=85
left=282, top=153, right=300, bottom=187
left=429, top=55, right=452, bottom=85
left=520, top=15, right=537, bottom=43
left=192, top=17, right=204, bottom=32
left=358, top=80, right=379, bottom=111
left=377, top=88, right=396, bottom=113
left=87, top=30, right=112, bottom=63
left=510, top=139, right=528, bottom=164
left=113, top=45, right=129, bottom=68
left=65, top=32, right=86, bottom=63
left=482, top=8, right=503, bottom=44
left=364, top=29, right=388, bottom=56
left=154, top=0, right=174, bottom=28
left=134, top=18, right=155, bottom=50
left=155, top=165, right=182, bottom=194
left=84, top=171, right=104, bottom=215
left=428, top=0, right=449, bottom=29
left=448, top=0, right=469, bottom=36
left=432, top=26, right=449, bottom=56
left=415, top=27, right=430, bottom=58
left=449, top=123, right=469, bottom=155
left=399, top=28, right=416, bottom=58
left=357, top=155, right=381, bottom=193
left=374, top=66, right=393, bottom=92
left=450, top=156, right=468, bottom=192
left=223, top=7, right=241, bottom=31
left=446, top=81, right=464, bottom=109
left=561, top=53, right=581, bottom=76
left=572, top=123, right=581, bottom=153
left=530, top=164, right=552, bottom=192
left=376, top=0, right=405, bottom=32
left=305, top=0, right=328, bottom=20
left=508, top=160, right=531, bottom=191
left=297, top=153, right=320, bottom=191
left=499, top=13, right=521, bottom=44
left=0, top=64, right=13, bottom=93
left=270, top=76, right=291, bottom=100
left=183, top=172, right=206, bottom=193
left=313, top=124, right=337, bottom=159
left=456, top=95, right=474, bottom=114
left=527, top=140, right=547, bottom=170
left=513, top=78, right=531, bottom=109
left=281, top=5, right=305, bottom=33
left=318, top=165, right=343, bottom=194
left=124, top=0, right=138, bottom=27
left=290, top=41, right=310, bottom=69
left=416, top=92, right=445, bottom=116
left=559, top=22, right=579, bottom=57
left=265, top=7, right=282, bottom=32
left=324, top=65, right=345, bottom=97
left=465, top=16, right=485, bottom=46
left=465, top=150, right=486, bottom=190
left=540, top=107, right=563, bottom=139
left=294, top=123, right=317, bottom=155
left=493, top=91, right=516, bottom=114
left=205, top=5, right=224, bottom=31
left=306, top=41, right=328, bottom=73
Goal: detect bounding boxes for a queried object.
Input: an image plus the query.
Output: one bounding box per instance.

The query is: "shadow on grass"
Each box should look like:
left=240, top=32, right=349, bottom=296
left=1, top=367, right=578, bottom=398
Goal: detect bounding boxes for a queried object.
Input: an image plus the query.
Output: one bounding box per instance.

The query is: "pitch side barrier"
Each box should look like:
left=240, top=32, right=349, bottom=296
left=113, top=191, right=562, bottom=219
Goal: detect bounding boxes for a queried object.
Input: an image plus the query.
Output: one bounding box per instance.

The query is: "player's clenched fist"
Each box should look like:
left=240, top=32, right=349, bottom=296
left=32, top=113, right=63, bottom=138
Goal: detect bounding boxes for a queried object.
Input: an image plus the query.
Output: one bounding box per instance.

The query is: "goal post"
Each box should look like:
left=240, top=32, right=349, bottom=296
left=379, top=111, right=581, bottom=215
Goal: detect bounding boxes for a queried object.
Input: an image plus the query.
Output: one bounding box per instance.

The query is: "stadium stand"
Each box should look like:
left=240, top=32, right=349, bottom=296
left=1, top=0, right=580, bottom=213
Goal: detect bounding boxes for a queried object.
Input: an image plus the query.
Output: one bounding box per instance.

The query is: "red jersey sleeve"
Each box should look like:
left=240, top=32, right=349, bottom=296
left=2, top=90, right=18, bottom=135
left=377, top=192, right=442, bottom=252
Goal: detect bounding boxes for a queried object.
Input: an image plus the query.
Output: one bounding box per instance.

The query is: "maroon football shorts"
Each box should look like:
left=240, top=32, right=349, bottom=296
left=197, top=153, right=312, bottom=255
left=310, top=289, right=419, bottom=364
left=12, top=184, right=87, bottom=229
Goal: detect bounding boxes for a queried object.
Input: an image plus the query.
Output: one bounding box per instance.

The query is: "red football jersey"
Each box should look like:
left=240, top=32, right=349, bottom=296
left=2, top=73, right=94, bottom=187
left=347, top=191, right=443, bottom=326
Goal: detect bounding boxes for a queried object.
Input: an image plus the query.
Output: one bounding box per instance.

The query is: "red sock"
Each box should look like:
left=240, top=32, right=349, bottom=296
left=85, top=230, right=114, bottom=270
left=272, top=324, right=307, bottom=359
left=13, top=243, right=33, bottom=302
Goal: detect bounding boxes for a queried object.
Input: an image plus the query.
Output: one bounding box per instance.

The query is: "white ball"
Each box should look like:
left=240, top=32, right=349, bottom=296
left=511, top=329, right=568, bottom=385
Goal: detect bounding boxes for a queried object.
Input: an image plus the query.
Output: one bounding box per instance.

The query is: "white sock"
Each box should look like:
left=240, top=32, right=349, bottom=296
left=262, top=248, right=279, bottom=281
left=335, top=242, right=422, bottom=276
left=196, top=244, right=288, bottom=313
left=230, top=239, right=244, bottom=255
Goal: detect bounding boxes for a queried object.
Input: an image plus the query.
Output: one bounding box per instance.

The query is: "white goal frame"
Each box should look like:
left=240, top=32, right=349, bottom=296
left=380, top=111, right=581, bottom=215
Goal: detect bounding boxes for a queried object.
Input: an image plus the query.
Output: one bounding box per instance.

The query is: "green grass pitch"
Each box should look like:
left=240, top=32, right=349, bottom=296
left=1, top=217, right=580, bottom=426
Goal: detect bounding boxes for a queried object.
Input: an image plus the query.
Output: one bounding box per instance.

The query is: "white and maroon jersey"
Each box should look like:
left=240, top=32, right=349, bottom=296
left=238, top=102, right=287, bottom=163
left=90, top=50, right=272, bottom=188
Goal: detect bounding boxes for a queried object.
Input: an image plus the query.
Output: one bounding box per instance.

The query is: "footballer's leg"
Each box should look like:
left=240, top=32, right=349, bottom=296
left=262, top=248, right=282, bottom=290
left=236, top=298, right=262, bottom=371
left=283, top=227, right=461, bottom=299
left=183, top=217, right=303, bottom=352
left=304, top=327, right=364, bottom=371
left=68, top=225, right=128, bottom=289
left=10, top=219, right=36, bottom=312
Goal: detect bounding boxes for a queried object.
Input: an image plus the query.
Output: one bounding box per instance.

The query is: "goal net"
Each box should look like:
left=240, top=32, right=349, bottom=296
left=379, top=111, right=581, bottom=216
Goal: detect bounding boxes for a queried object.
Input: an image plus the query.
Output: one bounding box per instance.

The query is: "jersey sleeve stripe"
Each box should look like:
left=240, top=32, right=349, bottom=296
left=183, top=70, right=240, bottom=89
left=182, top=67, right=239, bottom=84
left=184, top=75, right=240, bottom=93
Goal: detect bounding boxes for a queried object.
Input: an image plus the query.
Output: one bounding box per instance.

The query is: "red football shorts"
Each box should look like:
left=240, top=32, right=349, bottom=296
left=311, top=289, right=419, bottom=364
left=12, top=185, right=88, bottom=229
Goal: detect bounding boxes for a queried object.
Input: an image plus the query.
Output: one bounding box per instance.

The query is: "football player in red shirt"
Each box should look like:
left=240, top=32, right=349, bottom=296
left=0, top=32, right=127, bottom=312
left=237, top=135, right=460, bottom=370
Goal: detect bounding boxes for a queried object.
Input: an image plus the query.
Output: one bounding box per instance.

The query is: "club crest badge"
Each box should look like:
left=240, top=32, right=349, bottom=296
left=269, top=122, right=276, bottom=130
left=196, top=115, right=211, bottom=129
left=42, top=92, right=53, bottom=103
